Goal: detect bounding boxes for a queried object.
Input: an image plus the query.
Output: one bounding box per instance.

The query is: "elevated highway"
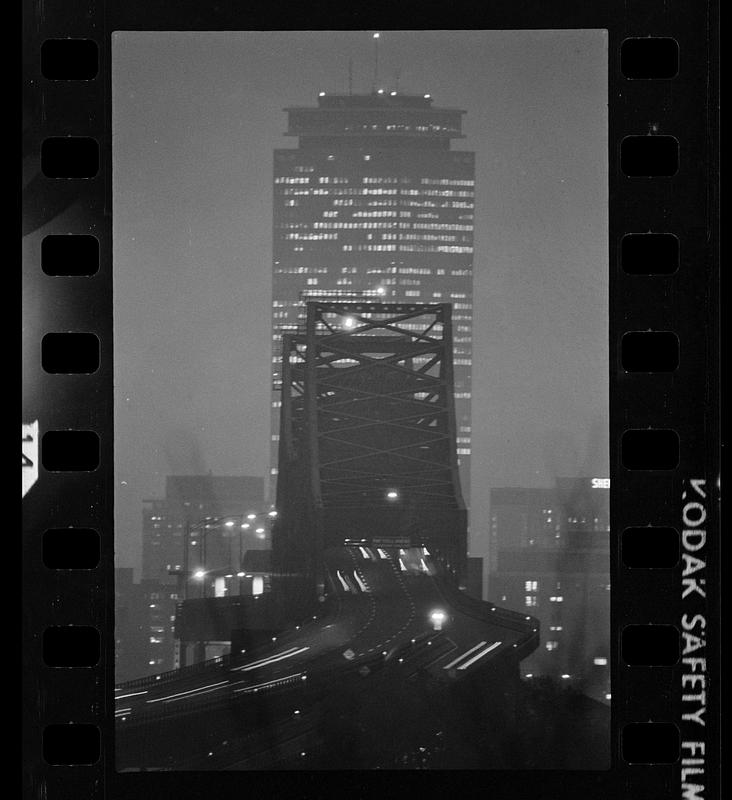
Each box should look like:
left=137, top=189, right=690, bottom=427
left=116, top=544, right=537, bottom=769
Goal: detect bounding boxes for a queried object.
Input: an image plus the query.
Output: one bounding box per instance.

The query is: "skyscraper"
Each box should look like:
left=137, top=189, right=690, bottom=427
left=271, top=91, right=475, bottom=501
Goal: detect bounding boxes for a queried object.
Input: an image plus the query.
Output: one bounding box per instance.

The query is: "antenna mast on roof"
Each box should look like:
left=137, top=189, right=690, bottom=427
left=372, top=32, right=380, bottom=91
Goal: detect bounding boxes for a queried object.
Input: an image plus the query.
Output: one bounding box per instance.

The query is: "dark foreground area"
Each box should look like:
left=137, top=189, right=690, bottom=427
left=299, top=675, right=610, bottom=771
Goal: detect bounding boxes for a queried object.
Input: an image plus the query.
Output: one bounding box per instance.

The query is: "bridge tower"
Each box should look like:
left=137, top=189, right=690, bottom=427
left=272, top=301, right=468, bottom=597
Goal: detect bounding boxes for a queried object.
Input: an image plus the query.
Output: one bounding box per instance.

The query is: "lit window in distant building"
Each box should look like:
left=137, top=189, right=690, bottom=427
left=593, top=657, right=608, bottom=666
left=546, top=641, right=559, bottom=651
left=524, top=596, right=537, bottom=607
left=524, top=580, right=538, bottom=592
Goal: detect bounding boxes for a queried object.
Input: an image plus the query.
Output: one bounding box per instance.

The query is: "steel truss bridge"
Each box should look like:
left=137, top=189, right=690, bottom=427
left=116, top=302, right=539, bottom=770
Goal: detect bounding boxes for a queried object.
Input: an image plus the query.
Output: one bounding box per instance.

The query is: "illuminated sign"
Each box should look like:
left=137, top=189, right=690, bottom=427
left=591, top=478, right=610, bottom=489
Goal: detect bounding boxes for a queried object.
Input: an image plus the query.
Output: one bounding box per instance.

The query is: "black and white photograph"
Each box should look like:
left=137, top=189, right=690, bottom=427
left=112, top=29, right=610, bottom=770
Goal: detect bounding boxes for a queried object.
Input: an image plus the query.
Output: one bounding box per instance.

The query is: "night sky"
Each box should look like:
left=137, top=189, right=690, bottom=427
left=112, top=30, right=608, bottom=577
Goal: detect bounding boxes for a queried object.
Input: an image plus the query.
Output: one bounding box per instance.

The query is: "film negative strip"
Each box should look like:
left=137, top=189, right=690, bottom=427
left=23, top=2, right=719, bottom=798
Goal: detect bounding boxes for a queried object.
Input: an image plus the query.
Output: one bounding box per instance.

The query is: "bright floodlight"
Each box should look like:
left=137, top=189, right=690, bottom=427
left=424, top=93, right=431, bottom=99
left=237, top=571, right=245, bottom=577
left=386, top=489, right=399, bottom=500
left=373, top=32, right=380, bottom=39
left=343, top=316, right=356, bottom=329
left=224, top=520, right=235, bottom=527
left=246, top=513, right=257, bottom=520
left=241, top=523, right=250, bottom=529
left=318, top=91, right=325, bottom=96
left=255, top=527, right=265, bottom=534
left=377, top=89, right=385, bottom=94
left=390, top=91, right=397, bottom=96
left=268, top=510, right=278, bottom=517
left=375, top=286, right=385, bottom=295
left=193, top=570, right=206, bottom=580
left=430, top=609, right=447, bottom=630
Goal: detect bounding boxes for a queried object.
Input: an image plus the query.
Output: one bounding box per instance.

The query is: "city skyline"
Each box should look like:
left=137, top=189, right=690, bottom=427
left=113, top=30, right=608, bottom=578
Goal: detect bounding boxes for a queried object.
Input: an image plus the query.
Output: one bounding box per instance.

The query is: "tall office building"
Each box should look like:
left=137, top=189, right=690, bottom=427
left=271, top=91, right=474, bottom=501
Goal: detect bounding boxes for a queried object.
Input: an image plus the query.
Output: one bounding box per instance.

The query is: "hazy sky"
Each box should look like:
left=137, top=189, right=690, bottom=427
left=113, top=30, right=608, bottom=575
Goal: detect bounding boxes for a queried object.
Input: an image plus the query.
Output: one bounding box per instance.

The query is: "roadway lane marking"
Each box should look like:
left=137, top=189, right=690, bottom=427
left=353, top=571, right=368, bottom=592
left=442, top=641, right=488, bottom=670
left=358, top=546, right=371, bottom=559
left=377, top=548, right=389, bottom=559
left=457, top=641, right=502, bottom=670
left=145, top=680, right=230, bottom=704
left=115, top=690, right=148, bottom=701
left=336, top=570, right=350, bottom=591
left=234, top=646, right=311, bottom=673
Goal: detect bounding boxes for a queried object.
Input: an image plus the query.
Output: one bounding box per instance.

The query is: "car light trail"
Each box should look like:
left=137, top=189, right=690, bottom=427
left=233, top=673, right=303, bottom=694
left=442, top=641, right=488, bottom=670
left=115, top=690, right=148, bottom=701
left=457, top=641, right=502, bottom=670
left=146, top=680, right=230, bottom=704
left=115, top=707, right=132, bottom=716
left=233, top=646, right=311, bottom=673
left=230, top=646, right=301, bottom=672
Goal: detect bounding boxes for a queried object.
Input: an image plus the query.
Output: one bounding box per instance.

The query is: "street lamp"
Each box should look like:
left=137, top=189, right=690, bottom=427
left=180, top=509, right=278, bottom=599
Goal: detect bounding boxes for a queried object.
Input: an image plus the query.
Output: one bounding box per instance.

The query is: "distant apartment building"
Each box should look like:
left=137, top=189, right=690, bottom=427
left=488, top=478, right=610, bottom=703
left=142, top=474, right=265, bottom=584
left=134, top=474, right=265, bottom=674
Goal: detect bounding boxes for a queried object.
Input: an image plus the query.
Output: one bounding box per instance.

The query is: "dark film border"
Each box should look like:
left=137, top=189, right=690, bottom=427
left=22, top=2, right=719, bottom=799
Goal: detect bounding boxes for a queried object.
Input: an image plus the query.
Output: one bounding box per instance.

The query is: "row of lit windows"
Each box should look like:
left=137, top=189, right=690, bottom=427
left=400, top=245, right=473, bottom=254
left=402, top=199, right=474, bottom=209
left=310, top=222, right=397, bottom=229
left=421, top=178, right=475, bottom=186
left=397, top=234, right=462, bottom=242
left=333, top=244, right=474, bottom=254
left=275, top=266, right=329, bottom=274
left=285, top=233, right=339, bottom=240
left=401, top=189, right=474, bottom=198
left=282, top=195, right=475, bottom=213
left=280, top=187, right=474, bottom=199
left=412, top=223, right=473, bottom=231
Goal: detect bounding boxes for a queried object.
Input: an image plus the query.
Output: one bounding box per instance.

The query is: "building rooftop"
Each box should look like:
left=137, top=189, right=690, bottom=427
left=283, top=92, right=466, bottom=142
